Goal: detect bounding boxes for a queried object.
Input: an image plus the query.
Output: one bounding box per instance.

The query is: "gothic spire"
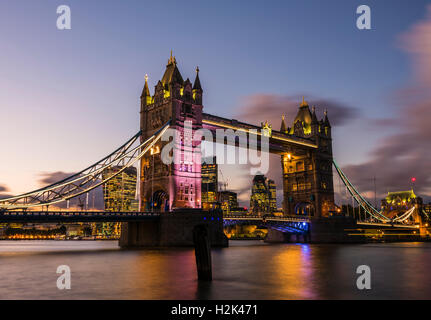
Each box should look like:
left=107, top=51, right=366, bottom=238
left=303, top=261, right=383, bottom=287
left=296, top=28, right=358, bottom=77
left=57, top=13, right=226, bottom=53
left=141, top=74, right=151, bottom=98
left=300, top=96, right=309, bottom=107
left=324, top=109, right=331, bottom=127
left=161, top=51, right=183, bottom=86
left=193, top=66, right=202, bottom=91
left=311, top=105, right=318, bottom=123
left=280, top=115, right=287, bottom=133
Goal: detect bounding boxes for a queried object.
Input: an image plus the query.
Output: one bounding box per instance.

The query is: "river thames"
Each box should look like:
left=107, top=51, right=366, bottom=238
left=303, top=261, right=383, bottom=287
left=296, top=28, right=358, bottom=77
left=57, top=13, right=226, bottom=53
left=0, top=240, right=430, bottom=299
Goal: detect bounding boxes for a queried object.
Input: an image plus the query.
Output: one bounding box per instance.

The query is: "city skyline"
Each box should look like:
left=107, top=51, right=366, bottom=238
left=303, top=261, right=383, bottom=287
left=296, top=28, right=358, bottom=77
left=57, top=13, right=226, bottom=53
left=2, top=1, right=431, bottom=303
left=0, top=0, right=430, bottom=205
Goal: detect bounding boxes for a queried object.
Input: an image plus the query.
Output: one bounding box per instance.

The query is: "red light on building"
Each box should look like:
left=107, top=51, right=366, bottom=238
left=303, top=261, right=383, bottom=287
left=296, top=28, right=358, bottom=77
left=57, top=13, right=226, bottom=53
left=411, top=177, right=416, bottom=182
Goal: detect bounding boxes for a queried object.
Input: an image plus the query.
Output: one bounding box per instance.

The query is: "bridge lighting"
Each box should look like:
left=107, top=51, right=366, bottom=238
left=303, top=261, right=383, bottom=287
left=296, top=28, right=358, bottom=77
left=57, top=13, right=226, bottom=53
left=150, top=146, right=160, bottom=155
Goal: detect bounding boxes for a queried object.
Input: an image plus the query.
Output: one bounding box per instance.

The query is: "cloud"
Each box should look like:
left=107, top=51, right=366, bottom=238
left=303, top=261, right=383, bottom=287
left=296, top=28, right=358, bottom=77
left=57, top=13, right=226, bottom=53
left=0, top=184, right=11, bottom=200
left=398, top=6, right=431, bottom=87
left=342, top=6, right=431, bottom=202
left=38, top=171, right=77, bottom=185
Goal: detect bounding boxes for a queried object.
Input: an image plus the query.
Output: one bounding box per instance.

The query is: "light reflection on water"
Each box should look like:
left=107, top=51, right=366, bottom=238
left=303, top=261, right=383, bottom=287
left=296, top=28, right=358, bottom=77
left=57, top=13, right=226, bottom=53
left=0, top=240, right=431, bottom=299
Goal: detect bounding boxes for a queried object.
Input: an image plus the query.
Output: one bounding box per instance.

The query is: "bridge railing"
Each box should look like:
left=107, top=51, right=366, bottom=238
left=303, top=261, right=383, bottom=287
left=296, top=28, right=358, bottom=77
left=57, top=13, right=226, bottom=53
left=223, top=214, right=310, bottom=222
left=0, top=211, right=160, bottom=217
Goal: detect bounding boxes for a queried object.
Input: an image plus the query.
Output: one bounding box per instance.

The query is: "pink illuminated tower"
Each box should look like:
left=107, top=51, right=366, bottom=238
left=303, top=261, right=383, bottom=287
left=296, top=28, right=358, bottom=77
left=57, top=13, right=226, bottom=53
left=139, top=53, right=203, bottom=211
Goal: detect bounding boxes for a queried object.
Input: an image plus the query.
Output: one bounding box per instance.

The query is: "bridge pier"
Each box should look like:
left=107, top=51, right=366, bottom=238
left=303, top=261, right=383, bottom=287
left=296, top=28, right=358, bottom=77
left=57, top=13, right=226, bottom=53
left=309, top=217, right=366, bottom=243
left=264, top=228, right=291, bottom=243
left=119, top=209, right=228, bottom=248
left=265, top=230, right=311, bottom=244
left=263, top=217, right=367, bottom=244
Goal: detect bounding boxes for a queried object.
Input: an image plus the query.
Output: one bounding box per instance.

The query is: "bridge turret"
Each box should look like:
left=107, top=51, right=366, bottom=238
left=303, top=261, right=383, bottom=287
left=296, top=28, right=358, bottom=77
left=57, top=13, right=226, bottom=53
left=311, top=105, right=319, bottom=136
left=323, top=109, right=331, bottom=138
left=140, top=74, right=152, bottom=105
left=292, top=97, right=312, bottom=137
left=280, top=115, right=288, bottom=134
left=161, top=51, right=184, bottom=99
left=140, top=74, right=152, bottom=142
left=282, top=98, right=335, bottom=218
left=193, top=66, right=203, bottom=105
left=139, top=53, right=203, bottom=212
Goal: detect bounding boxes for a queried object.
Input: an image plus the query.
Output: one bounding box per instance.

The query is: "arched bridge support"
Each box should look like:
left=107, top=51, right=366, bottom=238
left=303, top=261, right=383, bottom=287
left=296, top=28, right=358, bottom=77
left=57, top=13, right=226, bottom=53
left=119, top=209, right=228, bottom=247
left=264, top=228, right=310, bottom=243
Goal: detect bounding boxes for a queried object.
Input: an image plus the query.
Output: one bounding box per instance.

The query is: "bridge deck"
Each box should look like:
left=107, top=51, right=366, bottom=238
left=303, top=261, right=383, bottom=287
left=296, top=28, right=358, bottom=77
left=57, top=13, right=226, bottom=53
left=0, top=211, right=419, bottom=231
left=356, top=221, right=420, bottom=230
left=0, top=211, right=160, bottom=223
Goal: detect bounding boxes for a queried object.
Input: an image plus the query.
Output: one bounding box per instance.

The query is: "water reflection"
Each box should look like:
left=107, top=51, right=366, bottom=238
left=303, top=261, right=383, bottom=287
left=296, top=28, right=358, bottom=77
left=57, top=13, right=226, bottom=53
left=1, top=240, right=431, bottom=299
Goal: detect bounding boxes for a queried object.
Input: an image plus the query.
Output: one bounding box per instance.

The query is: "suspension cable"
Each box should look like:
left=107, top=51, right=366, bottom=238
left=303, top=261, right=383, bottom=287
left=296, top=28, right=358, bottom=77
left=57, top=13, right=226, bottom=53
left=0, top=121, right=171, bottom=210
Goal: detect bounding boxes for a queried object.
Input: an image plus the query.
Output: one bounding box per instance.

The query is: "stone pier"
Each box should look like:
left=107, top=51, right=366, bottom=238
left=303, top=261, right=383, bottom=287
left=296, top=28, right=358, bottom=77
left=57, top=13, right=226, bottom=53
left=119, top=209, right=228, bottom=248
left=264, top=217, right=366, bottom=244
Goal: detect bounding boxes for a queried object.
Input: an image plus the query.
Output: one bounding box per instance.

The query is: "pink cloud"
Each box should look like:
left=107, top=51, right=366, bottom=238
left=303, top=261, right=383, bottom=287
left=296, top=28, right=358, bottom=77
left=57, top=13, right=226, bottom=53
left=343, top=6, right=431, bottom=201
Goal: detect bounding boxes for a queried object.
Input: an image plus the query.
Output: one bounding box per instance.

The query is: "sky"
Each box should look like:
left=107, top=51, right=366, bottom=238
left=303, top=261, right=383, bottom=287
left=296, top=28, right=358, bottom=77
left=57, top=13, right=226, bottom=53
left=0, top=0, right=430, bottom=206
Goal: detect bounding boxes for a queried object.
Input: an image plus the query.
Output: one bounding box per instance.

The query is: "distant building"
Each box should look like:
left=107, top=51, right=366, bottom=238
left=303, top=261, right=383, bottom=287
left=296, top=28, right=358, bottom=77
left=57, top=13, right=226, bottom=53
left=103, top=166, right=138, bottom=212
left=201, top=157, right=218, bottom=210
left=381, top=190, right=421, bottom=220
left=268, top=179, right=277, bottom=212
left=250, top=174, right=276, bottom=215
left=99, top=166, right=138, bottom=237
left=218, top=191, right=238, bottom=214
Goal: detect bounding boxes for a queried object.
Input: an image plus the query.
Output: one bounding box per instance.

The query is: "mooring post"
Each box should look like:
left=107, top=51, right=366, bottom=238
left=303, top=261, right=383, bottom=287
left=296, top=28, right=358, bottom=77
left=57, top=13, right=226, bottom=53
left=193, top=224, right=212, bottom=281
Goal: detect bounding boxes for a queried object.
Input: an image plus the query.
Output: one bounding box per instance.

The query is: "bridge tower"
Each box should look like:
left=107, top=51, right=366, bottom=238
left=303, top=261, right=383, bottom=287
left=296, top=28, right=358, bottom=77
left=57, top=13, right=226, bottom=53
left=281, top=98, right=334, bottom=218
left=139, top=53, right=203, bottom=211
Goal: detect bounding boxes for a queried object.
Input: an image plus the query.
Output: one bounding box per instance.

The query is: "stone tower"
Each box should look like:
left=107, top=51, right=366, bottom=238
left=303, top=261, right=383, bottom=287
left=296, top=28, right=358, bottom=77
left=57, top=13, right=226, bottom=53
left=139, top=53, right=203, bottom=211
left=280, top=97, right=334, bottom=218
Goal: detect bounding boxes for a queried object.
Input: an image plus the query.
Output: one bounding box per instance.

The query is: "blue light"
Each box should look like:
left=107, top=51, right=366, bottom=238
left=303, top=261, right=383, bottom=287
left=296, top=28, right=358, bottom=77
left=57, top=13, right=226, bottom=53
left=211, top=217, right=214, bottom=220
left=303, top=222, right=306, bottom=226
left=203, top=217, right=206, bottom=220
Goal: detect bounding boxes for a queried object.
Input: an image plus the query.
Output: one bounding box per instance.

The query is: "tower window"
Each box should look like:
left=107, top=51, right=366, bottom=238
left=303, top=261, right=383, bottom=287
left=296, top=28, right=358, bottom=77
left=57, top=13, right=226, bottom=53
left=296, top=162, right=304, bottom=172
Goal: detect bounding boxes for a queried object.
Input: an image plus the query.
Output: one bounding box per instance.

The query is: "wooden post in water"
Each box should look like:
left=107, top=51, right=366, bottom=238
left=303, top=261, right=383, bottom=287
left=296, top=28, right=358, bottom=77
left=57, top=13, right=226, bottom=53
left=193, top=224, right=212, bottom=281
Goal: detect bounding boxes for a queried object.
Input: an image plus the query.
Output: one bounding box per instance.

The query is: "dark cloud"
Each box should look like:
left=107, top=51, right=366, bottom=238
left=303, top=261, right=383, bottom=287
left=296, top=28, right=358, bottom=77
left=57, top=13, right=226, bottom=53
left=343, top=6, right=431, bottom=202
left=38, top=171, right=77, bottom=185
left=38, top=171, right=105, bottom=209
left=0, top=184, right=11, bottom=200
left=236, top=93, right=358, bottom=130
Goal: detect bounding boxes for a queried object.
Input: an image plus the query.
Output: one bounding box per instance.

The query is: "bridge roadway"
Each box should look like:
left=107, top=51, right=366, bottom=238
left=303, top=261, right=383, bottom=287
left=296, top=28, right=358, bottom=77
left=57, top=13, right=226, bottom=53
left=223, top=215, right=310, bottom=223
left=0, top=211, right=161, bottom=223
left=0, top=211, right=309, bottom=225
left=0, top=211, right=419, bottom=232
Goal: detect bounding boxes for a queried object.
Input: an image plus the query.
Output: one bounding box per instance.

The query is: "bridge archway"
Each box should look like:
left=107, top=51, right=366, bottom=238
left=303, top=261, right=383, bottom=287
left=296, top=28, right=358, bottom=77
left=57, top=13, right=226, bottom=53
left=145, top=188, right=169, bottom=212
left=294, top=202, right=315, bottom=216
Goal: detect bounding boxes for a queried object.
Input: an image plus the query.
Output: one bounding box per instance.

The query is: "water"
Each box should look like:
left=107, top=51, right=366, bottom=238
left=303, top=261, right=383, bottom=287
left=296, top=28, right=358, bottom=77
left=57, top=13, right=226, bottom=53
left=0, top=240, right=430, bottom=299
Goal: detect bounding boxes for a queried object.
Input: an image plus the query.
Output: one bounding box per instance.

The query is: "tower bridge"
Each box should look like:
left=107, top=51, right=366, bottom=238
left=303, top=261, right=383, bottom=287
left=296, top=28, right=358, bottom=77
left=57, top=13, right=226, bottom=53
left=0, top=53, right=427, bottom=245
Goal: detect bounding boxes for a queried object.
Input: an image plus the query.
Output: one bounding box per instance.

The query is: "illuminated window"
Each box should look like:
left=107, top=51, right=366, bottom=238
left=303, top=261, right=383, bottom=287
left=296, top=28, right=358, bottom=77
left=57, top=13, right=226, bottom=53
left=296, top=162, right=304, bottom=172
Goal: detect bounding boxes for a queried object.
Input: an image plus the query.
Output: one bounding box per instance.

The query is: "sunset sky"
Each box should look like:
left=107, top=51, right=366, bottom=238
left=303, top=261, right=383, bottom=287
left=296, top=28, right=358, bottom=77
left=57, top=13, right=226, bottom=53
left=0, top=0, right=430, bottom=205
